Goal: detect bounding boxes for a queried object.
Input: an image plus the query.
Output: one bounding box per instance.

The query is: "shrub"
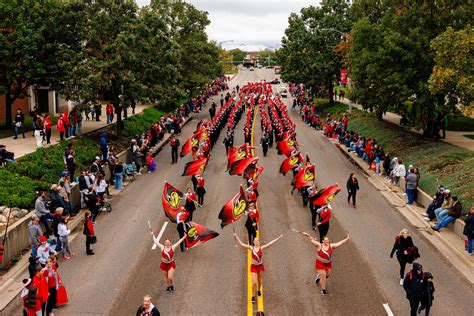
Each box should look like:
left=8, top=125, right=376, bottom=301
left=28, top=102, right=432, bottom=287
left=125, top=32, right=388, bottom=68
left=0, top=168, right=49, bottom=208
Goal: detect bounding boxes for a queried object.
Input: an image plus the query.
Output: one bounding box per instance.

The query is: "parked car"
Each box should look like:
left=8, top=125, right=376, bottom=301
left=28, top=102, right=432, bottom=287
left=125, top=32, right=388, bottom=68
left=279, top=87, right=288, bottom=97
left=249, top=67, right=254, bottom=71
left=270, top=78, right=280, bottom=84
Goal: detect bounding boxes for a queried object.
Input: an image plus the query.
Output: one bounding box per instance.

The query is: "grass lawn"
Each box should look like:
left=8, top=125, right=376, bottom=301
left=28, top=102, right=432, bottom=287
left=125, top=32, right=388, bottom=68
left=313, top=99, right=474, bottom=205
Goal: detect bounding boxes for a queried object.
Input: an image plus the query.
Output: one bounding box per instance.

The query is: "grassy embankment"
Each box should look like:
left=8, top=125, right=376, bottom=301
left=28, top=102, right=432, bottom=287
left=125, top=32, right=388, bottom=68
left=312, top=99, right=473, bottom=206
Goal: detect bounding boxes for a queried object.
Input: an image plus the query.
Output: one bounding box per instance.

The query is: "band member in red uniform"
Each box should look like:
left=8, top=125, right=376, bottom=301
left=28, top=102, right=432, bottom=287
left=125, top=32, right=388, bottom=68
left=247, top=176, right=259, bottom=196
left=183, top=188, right=197, bottom=221
left=245, top=203, right=259, bottom=244
left=152, top=233, right=186, bottom=293
left=301, top=233, right=350, bottom=295
left=234, top=233, right=283, bottom=304
left=316, top=205, right=332, bottom=242
left=196, top=175, right=206, bottom=206
left=176, top=207, right=189, bottom=252
left=246, top=187, right=257, bottom=203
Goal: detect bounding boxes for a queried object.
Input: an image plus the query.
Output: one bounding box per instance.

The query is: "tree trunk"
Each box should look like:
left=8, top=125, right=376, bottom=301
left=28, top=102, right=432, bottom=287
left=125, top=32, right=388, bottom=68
left=4, top=87, right=13, bottom=128
left=113, top=101, right=122, bottom=137
left=123, top=106, right=128, bottom=119
left=327, top=79, right=334, bottom=104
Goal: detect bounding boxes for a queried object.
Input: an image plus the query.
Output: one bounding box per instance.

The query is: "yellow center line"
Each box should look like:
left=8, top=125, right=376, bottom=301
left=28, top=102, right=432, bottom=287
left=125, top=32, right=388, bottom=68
left=247, top=102, right=264, bottom=315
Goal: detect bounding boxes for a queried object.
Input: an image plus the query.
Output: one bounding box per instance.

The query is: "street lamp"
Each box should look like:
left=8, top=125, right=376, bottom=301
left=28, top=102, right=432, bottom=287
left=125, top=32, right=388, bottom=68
left=218, top=40, right=234, bottom=48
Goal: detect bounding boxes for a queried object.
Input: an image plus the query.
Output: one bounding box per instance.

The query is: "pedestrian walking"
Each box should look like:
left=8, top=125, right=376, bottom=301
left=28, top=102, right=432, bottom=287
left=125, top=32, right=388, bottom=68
left=152, top=234, right=186, bottom=293
left=136, top=295, right=160, bottom=316
left=169, top=134, right=180, bottom=164
left=418, top=271, right=435, bottom=315
left=43, top=114, right=53, bottom=144
left=14, top=108, right=26, bottom=139
left=234, top=233, right=283, bottom=304
left=403, top=262, right=426, bottom=316
left=301, top=233, right=350, bottom=295
left=316, top=205, right=331, bottom=242
left=390, top=229, right=415, bottom=285
left=196, top=175, right=206, bottom=206
left=245, top=203, right=259, bottom=245
left=346, top=173, right=359, bottom=208
left=106, top=103, right=114, bottom=124
left=83, top=211, right=96, bottom=255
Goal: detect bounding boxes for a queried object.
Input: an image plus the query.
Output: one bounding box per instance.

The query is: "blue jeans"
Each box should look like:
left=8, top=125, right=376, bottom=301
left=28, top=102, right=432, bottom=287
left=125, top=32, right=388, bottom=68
left=107, top=114, right=113, bottom=124
left=436, top=215, right=455, bottom=229
left=467, top=238, right=473, bottom=254
left=406, top=189, right=415, bottom=204
left=435, top=208, right=448, bottom=222
left=115, top=173, right=123, bottom=190
left=14, top=125, right=25, bottom=138
left=39, top=213, right=54, bottom=235
left=77, top=121, right=82, bottom=135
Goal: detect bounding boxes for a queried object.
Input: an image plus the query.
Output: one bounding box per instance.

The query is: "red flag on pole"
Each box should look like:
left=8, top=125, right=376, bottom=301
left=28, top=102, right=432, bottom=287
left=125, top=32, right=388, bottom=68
left=310, top=184, right=341, bottom=206
left=279, top=152, right=303, bottom=175
left=181, top=158, right=208, bottom=176
left=243, top=164, right=264, bottom=180
left=277, top=137, right=297, bottom=156
left=293, top=165, right=316, bottom=189
left=185, top=222, right=219, bottom=248
left=229, top=157, right=259, bottom=176
left=162, top=182, right=184, bottom=223
left=218, top=186, right=248, bottom=228
left=180, top=132, right=199, bottom=158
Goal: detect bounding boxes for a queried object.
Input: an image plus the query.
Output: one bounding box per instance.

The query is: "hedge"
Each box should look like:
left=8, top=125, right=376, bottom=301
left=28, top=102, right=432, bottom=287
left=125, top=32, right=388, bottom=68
left=0, top=168, right=50, bottom=208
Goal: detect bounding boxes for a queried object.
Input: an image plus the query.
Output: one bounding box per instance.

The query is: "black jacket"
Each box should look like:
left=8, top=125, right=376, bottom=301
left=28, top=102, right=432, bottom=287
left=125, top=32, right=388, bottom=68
left=346, top=178, right=359, bottom=192
left=390, top=236, right=414, bottom=257
left=463, top=213, right=474, bottom=239
left=136, top=305, right=160, bottom=316
left=403, top=263, right=425, bottom=299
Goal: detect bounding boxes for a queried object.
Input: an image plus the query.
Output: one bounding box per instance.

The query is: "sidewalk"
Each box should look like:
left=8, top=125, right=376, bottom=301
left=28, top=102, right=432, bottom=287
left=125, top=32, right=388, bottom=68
left=338, top=98, right=474, bottom=151
left=0, top=104, right=148, bottom=159
left=329, top=136, right=474, bottom=284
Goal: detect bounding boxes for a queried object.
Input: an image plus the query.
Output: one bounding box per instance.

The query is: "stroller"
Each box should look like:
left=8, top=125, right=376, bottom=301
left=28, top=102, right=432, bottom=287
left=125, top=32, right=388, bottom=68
left=123, top=162, right=138, bottom=182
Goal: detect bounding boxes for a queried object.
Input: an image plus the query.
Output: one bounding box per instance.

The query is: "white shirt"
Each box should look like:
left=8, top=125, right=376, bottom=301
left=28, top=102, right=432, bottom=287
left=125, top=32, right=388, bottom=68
left=58, top=223, right=70, bottom=237
left=37, top=243, right=56, bottom=265
left=95, top=179, right=107, bottom=193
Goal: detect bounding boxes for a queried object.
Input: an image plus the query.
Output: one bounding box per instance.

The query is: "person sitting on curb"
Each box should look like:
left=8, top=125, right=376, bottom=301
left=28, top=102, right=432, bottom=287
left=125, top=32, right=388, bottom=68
left=432, top=196, right=462, bottom=231
left=35, top=192, right=53, bottom=236
left=433, top=190, right=453, bottom=222
left=422, top=185, right=446, bottom=221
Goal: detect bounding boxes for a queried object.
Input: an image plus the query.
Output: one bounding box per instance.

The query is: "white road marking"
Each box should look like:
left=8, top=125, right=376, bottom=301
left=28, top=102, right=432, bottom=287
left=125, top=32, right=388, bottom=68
left=152, top=221, right=168, bottom=250
left=383, top=303, right=394, bottom=316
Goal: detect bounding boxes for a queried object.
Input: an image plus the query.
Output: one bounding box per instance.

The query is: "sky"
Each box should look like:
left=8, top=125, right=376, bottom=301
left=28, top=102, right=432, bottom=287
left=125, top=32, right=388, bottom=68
left=135, top=0, right=319, bottom=51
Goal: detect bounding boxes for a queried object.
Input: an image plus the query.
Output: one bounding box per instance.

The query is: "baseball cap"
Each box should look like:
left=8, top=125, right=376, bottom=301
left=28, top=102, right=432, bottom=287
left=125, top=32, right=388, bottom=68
left=22, top=278, right=32, bottom=287
left=95, top=156, right=101, bottom=160
left=39, top=236, right=47, bottom=243
left=60, top=171, right=68, bottom=177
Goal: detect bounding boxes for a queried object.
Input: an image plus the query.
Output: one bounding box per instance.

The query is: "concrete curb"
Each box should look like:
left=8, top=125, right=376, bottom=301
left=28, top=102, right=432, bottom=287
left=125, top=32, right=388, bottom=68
left=0, top=111, right=198, bottom=311
left=327, top=136, right=473, bottom=282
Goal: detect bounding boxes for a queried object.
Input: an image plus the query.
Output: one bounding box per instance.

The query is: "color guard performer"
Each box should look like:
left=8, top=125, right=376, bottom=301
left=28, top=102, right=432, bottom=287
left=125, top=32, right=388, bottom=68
left=234, top=233, right=283, bottom=304
left=176, top=207, right=189, bottom=252
left=152, top=233, right=186, bottom=293
left=196, top=175, right=206, bottom=206
left=301, top=233, right=350, bottom=295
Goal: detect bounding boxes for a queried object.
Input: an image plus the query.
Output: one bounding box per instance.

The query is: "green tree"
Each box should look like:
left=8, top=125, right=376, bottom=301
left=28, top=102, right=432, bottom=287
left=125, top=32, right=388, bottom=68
left=429, top=27, right=474, bottom=110
left=0, top=0, right=81, bottom=127
left=278, top=0, right=351, bottom=103
left=230, top=48, right=246, bottom=64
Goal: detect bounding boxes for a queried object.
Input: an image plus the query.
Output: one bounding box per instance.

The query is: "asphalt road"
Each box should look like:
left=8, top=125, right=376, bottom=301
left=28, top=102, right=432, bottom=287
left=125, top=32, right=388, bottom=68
left=4, top=69, right=473, bottom=316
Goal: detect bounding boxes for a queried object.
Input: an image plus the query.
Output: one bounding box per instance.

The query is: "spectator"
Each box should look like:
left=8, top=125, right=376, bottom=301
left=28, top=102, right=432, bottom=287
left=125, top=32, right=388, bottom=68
left=36, top=236, right=56, bottom=266
left=35, top=192, right=53, bottom=236
left=43, top=257, right=59, bottom=316
left=405, top=168, right=418, bottom=205
left=392, top=159, right=406, bottom=186
left=58, top=216, right=74, bottom=259
left=94, top=103, right=101, bottom=121
left=100, top=132, right=108, bottom=162
left=432, top=196, right=462, bottom=231
left=43, top=114, right=53, bottom=144
left=13, top=108, right=26, bottom=139
left=58, top=178, right=73, bottom=215
left=83, top=211, right=95, bottom=255
left=419, top=271, right=435, bottom=315
left=136, top=295, right=160, bottom=316
left=57, top=114, right=66, bottom=141
left=463, top=208, right=474, bottom=256
left=433, top=190, right=453, bottom=222
left=51, top=207, right=64, bottom=252
left=63, top=111, right=72, bottom=138
left=114, top=159, right=124, bottom=190
left=0, top=145, right=15, bottom=166
left=28, top=214, right=43, bottom=258
left=49, top=184, right=68, bottom=216
left=169, top=134, right=180, bottom=164
left=106, top=103, right=114, bottom=124
left=422, top=185, right=446, bottom=221
left=90, top=156, right=105, bottom=177
left=79, top=169, right=93, bottom=208
left=24, top=286, right=42, bottom=316
left=66, top=150, right=77, bottom=183
left=34, top=115, right=44, bottom=148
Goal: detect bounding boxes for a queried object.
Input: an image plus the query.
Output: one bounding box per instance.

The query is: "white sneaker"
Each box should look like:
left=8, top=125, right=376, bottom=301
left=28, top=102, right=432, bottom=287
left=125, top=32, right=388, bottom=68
left=400, top=279, right=404, bottom=286
left=423, top=217, right=430, bottom=221
left=421, top=213, right=429, bottom=217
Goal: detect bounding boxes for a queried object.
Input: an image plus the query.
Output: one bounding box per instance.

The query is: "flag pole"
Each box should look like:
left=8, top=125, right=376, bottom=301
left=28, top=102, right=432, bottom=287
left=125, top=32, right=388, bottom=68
left=231, top=223, right=238, bottom=247
left=148, top=220, right=158, bottom=250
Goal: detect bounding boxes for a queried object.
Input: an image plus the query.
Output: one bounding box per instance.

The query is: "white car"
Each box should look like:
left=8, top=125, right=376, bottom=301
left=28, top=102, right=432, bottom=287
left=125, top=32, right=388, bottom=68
left=249, top=67, right=254, bottom=71
left=279, top=88, right=288, bottom=98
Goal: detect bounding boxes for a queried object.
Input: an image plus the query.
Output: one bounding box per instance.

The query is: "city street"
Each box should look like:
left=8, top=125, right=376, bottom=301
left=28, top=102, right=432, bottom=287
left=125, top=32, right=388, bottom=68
left=4, top=69, right=473, bottom=316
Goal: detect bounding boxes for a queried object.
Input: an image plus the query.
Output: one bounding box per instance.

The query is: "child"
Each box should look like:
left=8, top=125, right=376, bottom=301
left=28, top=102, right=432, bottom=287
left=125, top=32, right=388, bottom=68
left=145, top=151, right=156, bottom=173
